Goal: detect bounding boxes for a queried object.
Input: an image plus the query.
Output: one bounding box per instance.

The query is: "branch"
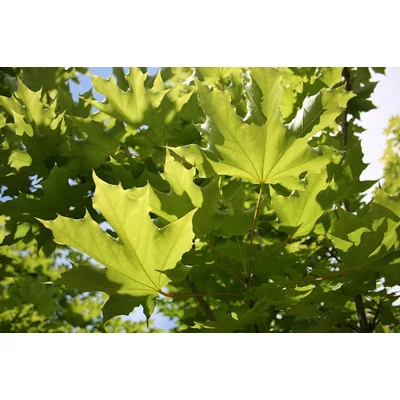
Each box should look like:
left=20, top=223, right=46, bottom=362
left=354, top=294, right=370, bottom=333
left=341, top=67, right=370, bottom=333
left=341, top=67, right=351, bottom=147
left=159, top=288, right=243, bottom=300
left=370, top=299, right=384, bottom=332
left=186, top=278, right=216, bottom=321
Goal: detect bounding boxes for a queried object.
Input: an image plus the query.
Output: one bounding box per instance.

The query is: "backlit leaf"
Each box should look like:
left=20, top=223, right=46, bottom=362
left=38, top=173, right=196, bottom=320
left=173, top=68, right=349, bottom=189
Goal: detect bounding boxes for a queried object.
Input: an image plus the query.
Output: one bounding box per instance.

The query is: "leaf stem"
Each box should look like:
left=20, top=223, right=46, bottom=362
left=236, top=235, right=248, bottom=277
left=248, top=182, right=265, bottom=280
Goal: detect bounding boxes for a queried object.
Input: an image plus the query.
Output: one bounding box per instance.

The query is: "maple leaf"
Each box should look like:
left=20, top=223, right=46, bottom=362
left=330, top=189, right=400, bottom=268
left=270, top=170, right=329, bottom=238
left=38, top=173, right=196, bottom=321
left=59, top=115, right=125, bottom=173
left=0, top=78, right=63, bottom=136
left=173, top=67, right=351, bottom=189
left=0, top=165, right=90, bottom=221
left=0, top=79, right=66, bottom=176
left=192, top=300, right=269, bottom=332
left=213, top=183, right=260, bottom=237
left=85, top=67, right=168, bottom=128
left=145, top=150, right=222, bottom=237
left=0, top=165, right=91, bottom=250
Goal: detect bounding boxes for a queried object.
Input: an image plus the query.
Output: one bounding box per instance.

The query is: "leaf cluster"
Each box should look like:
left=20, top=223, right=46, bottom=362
left=1, top=66, right=399, bottom=333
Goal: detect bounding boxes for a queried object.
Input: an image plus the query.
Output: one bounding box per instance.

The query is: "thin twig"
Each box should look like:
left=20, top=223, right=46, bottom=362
left=214, top=259, right=247, bottom=288
left=252, top=235, right=291, bottom=273
left=204, top=238, right=243, bottom=276
left=281, top=268, right=353, bottom=287
left=159, top=288, right=243, bottom=300
left=236, top=235, right=248, bottom=277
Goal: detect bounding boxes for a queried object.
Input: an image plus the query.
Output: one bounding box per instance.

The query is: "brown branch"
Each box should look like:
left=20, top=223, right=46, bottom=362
left=159, top=288, right=243, bottom=300
left=186, top=278, right=216, bottom=321
left=341, top=67, right=351, bottom=147
left=354, top=294, right=370, bottom=332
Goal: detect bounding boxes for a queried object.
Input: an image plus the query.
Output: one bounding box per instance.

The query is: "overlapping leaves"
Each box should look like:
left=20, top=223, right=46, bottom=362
left=173, top=67, right=351, bottom=189
left=38, top=173, right=196, bottom=320
left=2, top=66, right=400, bottom=332
left=330, top=189, right=400, bottom=268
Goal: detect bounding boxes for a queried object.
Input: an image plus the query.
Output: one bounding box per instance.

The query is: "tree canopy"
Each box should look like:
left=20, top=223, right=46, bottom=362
left=1, top=66, right=399, bottom=333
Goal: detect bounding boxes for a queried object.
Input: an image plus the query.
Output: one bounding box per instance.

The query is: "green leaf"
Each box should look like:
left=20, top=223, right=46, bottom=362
left=330, top=189, right=400, bottom=268
left=38, top=173, right=196, bottom=320
left=173, top=68, right=348, bottom=189
left=60, top=115, right=125, bottom=172
left=8, top=151, right=32, bottom=171
left=146, top=150, right=223, bottom=237
left=147, top=71, right=194, bottom=129
left=371, top=67, right=386, bottom=75
left=319, top=67, right=344, bottom=88
left=192, top=301, right=268, bottom=332
left=270, top=170, right=329, bottom=238
left=85, top=67, right=168, bottom=127
left=22, top=67, right=88, bottom=92
left=213, top=184, right=256, bottom=237
left=112, top=67, right=130, bottom=91
left=195, top=67, right=243, bottom=86
left=0, top=78, right=58, bottom=127
left=11, top=111, right=34, bottom=136
left=0, top=165, right=90, bottom=221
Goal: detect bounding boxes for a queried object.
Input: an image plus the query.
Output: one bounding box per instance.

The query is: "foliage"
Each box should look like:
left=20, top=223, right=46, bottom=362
left=382, top=115, right=400, bottom=195
left=1, top=66, right=399, bottom=333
